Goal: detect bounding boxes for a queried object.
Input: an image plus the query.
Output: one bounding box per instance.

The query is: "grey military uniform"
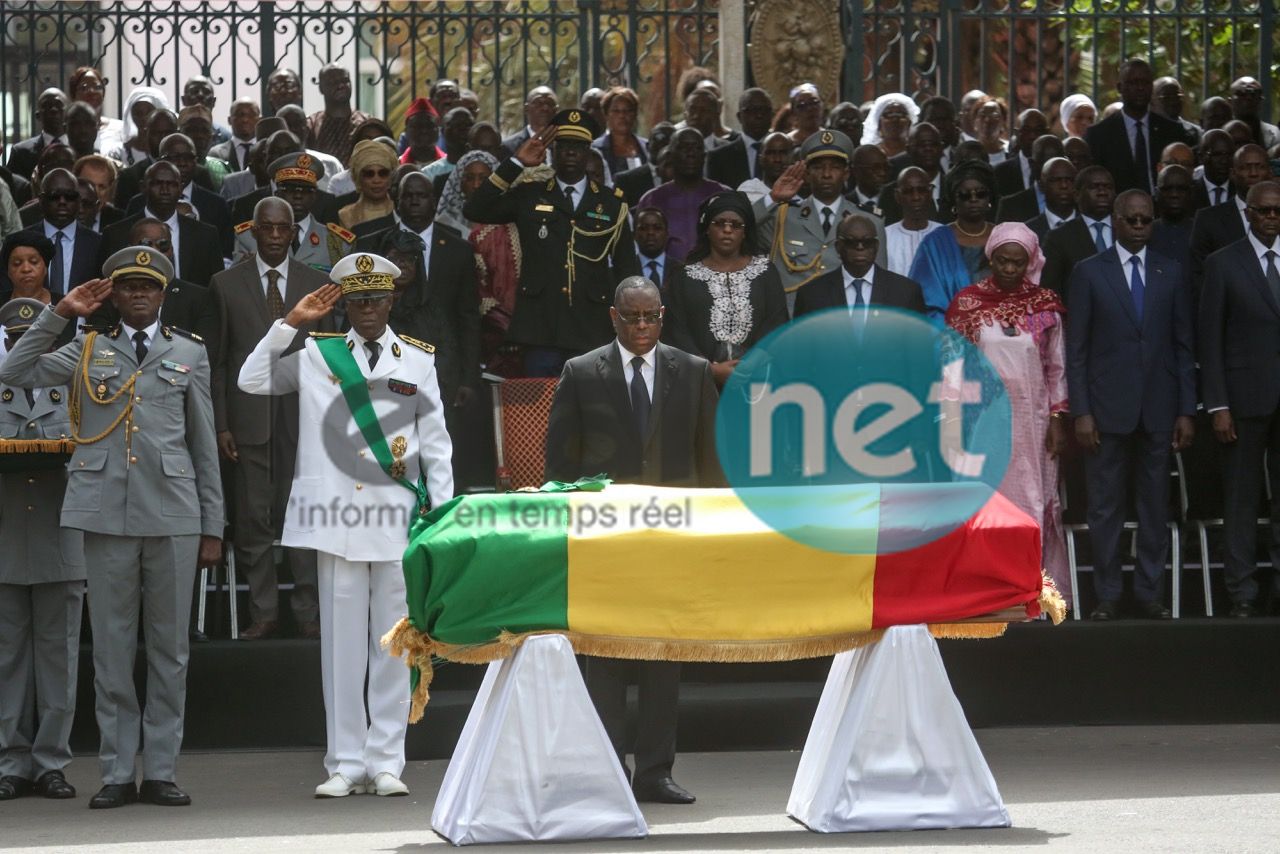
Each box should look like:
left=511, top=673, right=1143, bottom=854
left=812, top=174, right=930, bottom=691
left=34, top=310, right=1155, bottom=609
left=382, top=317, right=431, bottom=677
left=0, top=379, right=86, bottom=782
left=234, top=215, right=354, bottom=274
left=0, top=304, right=223, bottom=786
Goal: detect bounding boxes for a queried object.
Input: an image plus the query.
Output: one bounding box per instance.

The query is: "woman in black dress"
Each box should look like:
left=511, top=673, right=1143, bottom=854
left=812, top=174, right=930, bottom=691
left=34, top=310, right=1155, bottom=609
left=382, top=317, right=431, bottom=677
left=664, top=191, right=788, bottom=385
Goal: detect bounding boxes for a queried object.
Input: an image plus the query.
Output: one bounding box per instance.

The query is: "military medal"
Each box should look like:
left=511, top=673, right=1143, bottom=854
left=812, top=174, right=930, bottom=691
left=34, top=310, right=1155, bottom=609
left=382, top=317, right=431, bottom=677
left=310, top=232, right=320, bottom=245
left=538, top=224, right=548, bottom=239
left=96, top=382, right=108, bottom=399
left=388, top=379, right=417, bottom=396
left=389, top=435, right=408, bottom=479
left=1, top=390, right=11, bottom=402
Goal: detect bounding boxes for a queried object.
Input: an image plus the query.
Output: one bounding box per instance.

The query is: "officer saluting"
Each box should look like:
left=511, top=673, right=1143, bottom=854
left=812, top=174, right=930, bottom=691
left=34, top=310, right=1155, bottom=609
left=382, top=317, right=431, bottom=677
left=0, top=298, right=85, bottom=802
left=234, top=152, right=355, bottom=273
left=463, top=108, right=639, bottom=377
left=0, top=248, right=224, bottom=810
left=238, top=253, right=452, bottom=799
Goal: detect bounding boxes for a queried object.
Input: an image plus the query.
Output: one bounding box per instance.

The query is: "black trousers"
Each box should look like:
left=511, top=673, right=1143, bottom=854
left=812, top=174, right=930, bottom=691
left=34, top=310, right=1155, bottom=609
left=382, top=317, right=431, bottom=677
left=1220, top=412, right=1280, bottom=604
left=1084, top=430, right=1171, bottom=603
left=584, top=657, right=679, bottom=786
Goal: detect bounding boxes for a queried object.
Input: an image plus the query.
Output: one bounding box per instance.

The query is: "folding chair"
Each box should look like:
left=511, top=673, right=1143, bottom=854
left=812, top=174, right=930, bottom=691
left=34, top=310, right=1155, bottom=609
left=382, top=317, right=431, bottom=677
left=485, top=373, right=559, bottom=490
left=197, top=553, right=239, bottom=640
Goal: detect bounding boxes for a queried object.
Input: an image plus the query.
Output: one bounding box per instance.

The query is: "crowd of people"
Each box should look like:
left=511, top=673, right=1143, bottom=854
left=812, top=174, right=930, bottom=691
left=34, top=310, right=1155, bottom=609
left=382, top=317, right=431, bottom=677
left=2, top=54, right=1280, bottom=808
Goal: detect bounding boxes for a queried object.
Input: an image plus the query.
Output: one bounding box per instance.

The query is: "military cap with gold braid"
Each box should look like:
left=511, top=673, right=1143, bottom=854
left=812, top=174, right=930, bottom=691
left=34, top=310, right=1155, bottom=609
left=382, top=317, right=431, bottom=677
left=800, top=129, right=854, bottom=163
left=0, top=297, right=46, bottom=335
left=550, top=108, right=599, bottom=143
left=270, top=151, right=325, bottom=186
left=102, top=245, right=175, bottom=288
left=330, top=252, right=401, bottom=296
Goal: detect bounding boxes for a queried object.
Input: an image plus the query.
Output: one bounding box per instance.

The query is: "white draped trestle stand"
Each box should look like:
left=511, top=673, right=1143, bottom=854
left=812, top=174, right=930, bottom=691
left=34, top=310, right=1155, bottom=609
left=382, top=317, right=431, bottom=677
left=787, top=624, right=1011, bottom=832
left=430, top=633, right=648, bottom=846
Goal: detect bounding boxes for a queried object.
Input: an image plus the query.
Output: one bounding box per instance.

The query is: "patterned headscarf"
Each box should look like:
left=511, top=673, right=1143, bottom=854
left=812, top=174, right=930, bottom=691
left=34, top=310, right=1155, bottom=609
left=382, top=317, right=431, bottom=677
left=435, top=149, right=500, bottom=233
left=349, top=139, right=399, bottom=193
left=945, top=222, right=1064, bottom=343
left=984, top=222, right=1045, bottom=285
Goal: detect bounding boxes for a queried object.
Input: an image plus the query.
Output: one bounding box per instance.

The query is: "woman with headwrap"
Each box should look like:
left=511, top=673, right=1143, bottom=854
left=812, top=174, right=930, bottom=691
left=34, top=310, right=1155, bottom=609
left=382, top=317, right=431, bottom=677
left=664, top=191, right=787, bottom=385
left=104, top=86, right=169, bottom=166
left=909, top=159, right=1000, bottom=321
left=1059, top=94, right=1097, bottom=139
left=945, top=221, right=1069, bottom=598
left=338, top=138, right=398, bottom=229
left=860, top=93, right=920, bottom=158
left=0, top=232, right=74, bottom=349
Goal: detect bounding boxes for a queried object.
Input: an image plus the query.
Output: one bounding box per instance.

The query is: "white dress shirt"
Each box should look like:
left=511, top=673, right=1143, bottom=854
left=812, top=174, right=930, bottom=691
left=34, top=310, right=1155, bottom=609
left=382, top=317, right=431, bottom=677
left=1081, top=214, right=1113, bottom=250
left=42, top=220, right=76, bottom=294
left=144, top=207, right=182, bottom=277
left=1018, top=152, right=1033, bottom=189
left=1248, top=230, right=1280, bottom=280
left=618, top=340, right=655, bottom=402
left=1115, top=244, right=1147, bottom=292
left=740, top=131, right=763, bottom=179
left=1202, top=175, right=1230, bottom=207
left=637, top=249, right=666, bottom=285
left=1235, top=195, right=1249, bottom=231
left=841, top=264, right=876, bottom=313
left=1045, top=208, right=1077, bottom=230
left=398, top=219, right=434, bottom=274
left=120, top=318, right=161, bottom=356
left=556, top=176, right=588, bottom=209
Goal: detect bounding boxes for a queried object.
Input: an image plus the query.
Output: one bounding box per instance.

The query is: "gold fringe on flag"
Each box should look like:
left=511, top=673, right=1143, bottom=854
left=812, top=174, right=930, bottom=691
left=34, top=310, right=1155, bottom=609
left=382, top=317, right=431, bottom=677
left=0, top=438, right=75, bottom=454
left=1038, top=571, right=1068, bottom=625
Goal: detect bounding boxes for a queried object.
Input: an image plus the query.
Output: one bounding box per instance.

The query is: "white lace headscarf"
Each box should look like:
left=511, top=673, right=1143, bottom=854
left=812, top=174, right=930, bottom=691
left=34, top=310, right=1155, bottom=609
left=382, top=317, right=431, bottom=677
left=860, top=93, right=920, bottom=146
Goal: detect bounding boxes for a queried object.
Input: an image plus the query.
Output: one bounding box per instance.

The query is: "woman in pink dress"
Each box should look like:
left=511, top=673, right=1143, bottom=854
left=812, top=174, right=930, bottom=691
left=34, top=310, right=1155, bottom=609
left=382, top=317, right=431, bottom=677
left=945, top=222, right=1071, bottom=601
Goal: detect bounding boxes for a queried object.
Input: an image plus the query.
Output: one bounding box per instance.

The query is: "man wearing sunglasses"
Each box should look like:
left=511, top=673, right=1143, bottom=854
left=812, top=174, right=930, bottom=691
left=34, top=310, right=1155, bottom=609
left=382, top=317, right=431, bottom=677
left=1190, top=143, right=1273, bottom=295
left=17, top=168, right=100, bottom=298
left=1066, top=189, right=1195, bottom=621
left=1199, top=180, right=1280, bottom=618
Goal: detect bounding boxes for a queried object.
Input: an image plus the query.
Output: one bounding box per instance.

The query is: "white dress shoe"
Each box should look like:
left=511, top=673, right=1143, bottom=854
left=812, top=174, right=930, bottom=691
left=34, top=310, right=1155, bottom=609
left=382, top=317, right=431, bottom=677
left=314, top=773, right=365, bottom=798
left=370, top=772, right=409, bottom=797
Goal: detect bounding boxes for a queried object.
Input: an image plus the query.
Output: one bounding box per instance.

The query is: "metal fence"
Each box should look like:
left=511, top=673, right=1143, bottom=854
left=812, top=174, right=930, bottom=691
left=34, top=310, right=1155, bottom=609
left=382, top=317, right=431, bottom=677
left=0, top=0, right=721, bottom=145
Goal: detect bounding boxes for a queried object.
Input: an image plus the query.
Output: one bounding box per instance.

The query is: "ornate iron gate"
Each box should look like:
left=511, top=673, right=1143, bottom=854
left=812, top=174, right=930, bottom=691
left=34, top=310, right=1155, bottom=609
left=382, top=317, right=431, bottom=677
left=1, top=1, right=721, bottom=144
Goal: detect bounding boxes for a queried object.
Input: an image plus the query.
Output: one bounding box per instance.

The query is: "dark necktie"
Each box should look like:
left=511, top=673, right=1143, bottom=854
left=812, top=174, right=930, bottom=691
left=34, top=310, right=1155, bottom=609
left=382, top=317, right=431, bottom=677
left=366, top=340, right=382, bottom=370
left=564, top=185, right=576, bottom=209
left=1129, top=256, right=1145, bottom=322
left=239, top=142, right=251, bottom=170
left=291, top=225, right=301, bottom=254
left=265, top=269, right=285, bottom=320
left=852, top=277, right=867, bottom=309
left=50, top=230, right=65, bottom=295
left=647, top=260, right=660, bottom=285
left=629, top=355, right=650, bottom=437
left=1214, top=186, right=1224, bottom=206
left=1093, top=222, right=1108, bottom=253
left=1266, top=250, right=1280, bottom=307
left=751, top=141, right=762, bottom=178
left=133, top=330, right=148, bottom=364
left=24, top=388, right=35, bottom=408
left=1133, top=119, right=1149, bottom=191
left=822, top=207, right=833, bottom=238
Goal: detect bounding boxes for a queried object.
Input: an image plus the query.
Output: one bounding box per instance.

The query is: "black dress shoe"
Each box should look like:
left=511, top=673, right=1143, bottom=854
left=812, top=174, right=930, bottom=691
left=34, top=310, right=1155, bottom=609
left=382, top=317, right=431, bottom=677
left=633, top=776, right=695, bottom=804
left=89, top=782, right=138, bottom=809
left=34, top=770, right=76, bottom=799
left=1090, top=600, right=1120, bottom=621
left=1228, top=601, right=1257, bottom=619
left=0, top=776, right=33, bottom=800
left=1136, top=601, right=1172, bottom=620
left=139, top=780, right=191, bottom=806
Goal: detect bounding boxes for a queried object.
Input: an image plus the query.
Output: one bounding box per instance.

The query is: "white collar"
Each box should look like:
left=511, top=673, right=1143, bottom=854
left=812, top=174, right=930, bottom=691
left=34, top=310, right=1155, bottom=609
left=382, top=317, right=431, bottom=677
left=1236, top=195, right=1249, bottom=214
left=841, top=264, right=876, bottom=287
left=296, top=214, right=313, bottom=233
left=120, top=318, right=161, bottom=344
left=637, top=245, right=665, bottom=264
left=255, top=254, right=289, bottom=280
left=617, top=339, right=656, bottom=371
left=1122, top=110, right=1150, bottom=128
left=815, top=197, right=843, bottom=215
left=41, top=131, right=68, bottom=147
left=1046, top=208, right=1077, bottom=229
left=42, top=220, right=75, bottom=239
left=144, top=207, right=180, bottom=229
left=399, top=217, right=434, bottom=242
left=1248, top=229, right=1279, bottom=261
left=1115, top=244, right=1147, bottom=268
left=180, top=181, right=194, bottom=200
left=349, top=324, right=392, bottom=350
left=232, top=136, right=254, bottom=146
left=1082, top=214, right=1112, bottom=229
left=556, top=176, right=588, bottom=199
left=1203, top=174, right=1229, bottom=191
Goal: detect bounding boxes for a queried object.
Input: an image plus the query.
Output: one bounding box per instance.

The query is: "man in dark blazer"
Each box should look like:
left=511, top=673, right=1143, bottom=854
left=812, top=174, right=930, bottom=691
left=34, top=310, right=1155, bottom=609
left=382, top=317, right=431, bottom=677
left=122, top=134, right=234, bottom=258
left=1066, top=190, right=1196, bottom=620
left=5, top=89, right=67, bottom=181
left=16, top=169, right=100, bottom=297
left=794, top=213, right=926, bottom=316
left=500, top=86, right=558, bottom=156
left=1023, top=157, right=1079, bottom=240
left=632, top=207, right=685, bottom=293
left=996, top=134, right=1064, bottom=224
left=706, top=89, right=774, bottom=190
left=111, top=109, right=215, bottom=208
left=1041, top=165, right=1115, bottom=296
left=1085, top=58, right=1190, bottom=194
left=100, top=162, right=224, bottom=289
left=615, top=122, right=674, bottom=208
left=1189, top=143, right=1271, bottom=292
left=209, top=197, right=332, bottom=639
left=1198, top=180, right=1280, bottom=618
left=993, top=108, right=1050, bottom=199
left=1192, top=129, right=1235, bottom=212
left=545, top=276, right=719, bottom=805
left=875, top=122, right=945, bottom=225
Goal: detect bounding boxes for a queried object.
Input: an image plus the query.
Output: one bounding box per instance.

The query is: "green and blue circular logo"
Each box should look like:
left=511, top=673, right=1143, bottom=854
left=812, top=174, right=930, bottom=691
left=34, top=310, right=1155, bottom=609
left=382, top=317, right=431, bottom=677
left=715, top=307, right=1013, bottom=554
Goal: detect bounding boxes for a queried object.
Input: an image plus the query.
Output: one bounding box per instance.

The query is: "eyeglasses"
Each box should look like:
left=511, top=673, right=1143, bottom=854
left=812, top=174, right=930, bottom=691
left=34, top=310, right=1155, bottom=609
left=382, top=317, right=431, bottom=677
left=617, top=310, right=663, bottom=325
left=255, top=223, right=296, bottom=234
left=708, top=218, right=746, bottom=231
left=1249, top=205, right=1280, bottom=218
left=794, top=98, right=822, bottom=110
left=137, top=238, right=173, bottom=251
left=41, top=191, right=79, bottom=202
left=361, top=168, right=391, bottom=179
left=838, top=237, right=878, bottom=249
left=1120, top=214, right=1154, bottom=226
left=955, top=189, right=990, bottom=201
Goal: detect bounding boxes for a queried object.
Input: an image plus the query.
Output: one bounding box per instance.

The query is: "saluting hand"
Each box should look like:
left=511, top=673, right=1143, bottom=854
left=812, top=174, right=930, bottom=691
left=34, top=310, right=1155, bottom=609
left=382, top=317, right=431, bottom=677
left=53, top=278, right=113, bottom=320
left=284, top=283, right=341, bottom=327
left=769, top=161, right=807, bottom=205
left=514, top=125, right=556, bottom=168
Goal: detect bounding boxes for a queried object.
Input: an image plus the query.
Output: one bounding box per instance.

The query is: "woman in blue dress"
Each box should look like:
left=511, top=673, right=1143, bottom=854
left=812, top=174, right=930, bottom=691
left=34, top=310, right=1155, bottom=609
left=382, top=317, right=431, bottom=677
left=909, top=159, right=999, bottom=323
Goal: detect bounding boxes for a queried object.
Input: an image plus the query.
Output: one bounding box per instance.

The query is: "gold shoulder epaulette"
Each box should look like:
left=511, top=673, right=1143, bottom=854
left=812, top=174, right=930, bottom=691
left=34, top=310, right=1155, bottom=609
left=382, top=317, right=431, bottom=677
left=614, top=186, right=625, bottom=198
left=309, top=331, right=346, bottom=338
left=326, top=222, right=355, bottom=242
left=165, top=326, right=204, bottom=343
left=234, top=220, right=253, bottom=234
left=399, top=335, right=436, bottom=354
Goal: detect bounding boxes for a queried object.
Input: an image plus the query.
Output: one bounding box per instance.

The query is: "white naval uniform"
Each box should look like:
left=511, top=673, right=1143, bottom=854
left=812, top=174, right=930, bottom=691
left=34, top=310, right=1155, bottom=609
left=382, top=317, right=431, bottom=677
left=237, top=320, right=453, bottom=783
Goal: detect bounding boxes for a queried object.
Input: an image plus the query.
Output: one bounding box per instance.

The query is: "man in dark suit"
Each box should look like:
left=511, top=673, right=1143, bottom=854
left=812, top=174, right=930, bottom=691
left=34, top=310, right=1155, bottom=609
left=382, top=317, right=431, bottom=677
left=1193, top=129, right=1235, bottom=212
left=996, top=134, right=1064, bottom=224
left=1152, top=76, right=1203, bottom=150
left=876, top=123, right=945, bottom=224
left=615, top=122, right=674, bottom=208
left=123, top=133, right=234, bottom=258
left=1198, top=180, right=1280, bottom=618
left=1085, top=58, right=1190, bottom=194
left=500, top=86, right=558, bottom=157
left=545, top=276, right=719, bottom=805
left=794, top=213, right=926, bottom=316
left=633, top=207, right=684, bottom=293
left=1066, top=190, right=1196, bottom=620
left=1041, top=165, right=1115, bottom=296
left=1189, top=143, right=1271, bottom=291
left=464, top=110, right=638, bottom=377
left=100, top=161, right=224, bottom=289
left=207, top=98, right=261, bottom=173
left=1150, top=165, right=1195, bottom=273
left=706, top=89, right=774, bottom=190
left=993, top=109, right=1049, bottom=199
left=209, top=197, right=332, bottom=639
left=15, top=169, right=101, bottom=298
left=1024, top=156, right=1079, bottom=240
left=4, top=89, right=67, bottom=181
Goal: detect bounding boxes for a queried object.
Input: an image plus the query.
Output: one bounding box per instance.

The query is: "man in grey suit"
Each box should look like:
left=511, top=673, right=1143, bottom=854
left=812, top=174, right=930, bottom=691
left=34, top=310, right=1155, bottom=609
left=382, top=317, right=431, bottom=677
left=232, top=153, right=353, bottom=275
left=0, top=249, right=224, bottom=809
left=212, top=197, right=333, bottom=640
left=0, top=298, right=84, bottom=802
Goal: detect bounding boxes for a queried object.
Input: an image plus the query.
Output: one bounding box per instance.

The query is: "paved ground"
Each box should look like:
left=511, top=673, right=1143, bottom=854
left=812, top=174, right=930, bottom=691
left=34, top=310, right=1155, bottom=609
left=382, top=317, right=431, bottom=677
left=4, top=725, right=1279, bottom=853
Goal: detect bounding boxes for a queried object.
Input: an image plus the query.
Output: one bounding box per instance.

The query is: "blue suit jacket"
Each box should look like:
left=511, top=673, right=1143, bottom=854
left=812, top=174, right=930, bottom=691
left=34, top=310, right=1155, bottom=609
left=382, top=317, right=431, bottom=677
left=1065, top=246, right=1196, bottom=434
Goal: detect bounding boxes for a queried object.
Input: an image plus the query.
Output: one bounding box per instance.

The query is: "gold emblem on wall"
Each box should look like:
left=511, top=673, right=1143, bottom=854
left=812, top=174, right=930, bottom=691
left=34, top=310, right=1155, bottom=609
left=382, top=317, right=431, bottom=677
left=748, top=0, right=843, bottom=113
